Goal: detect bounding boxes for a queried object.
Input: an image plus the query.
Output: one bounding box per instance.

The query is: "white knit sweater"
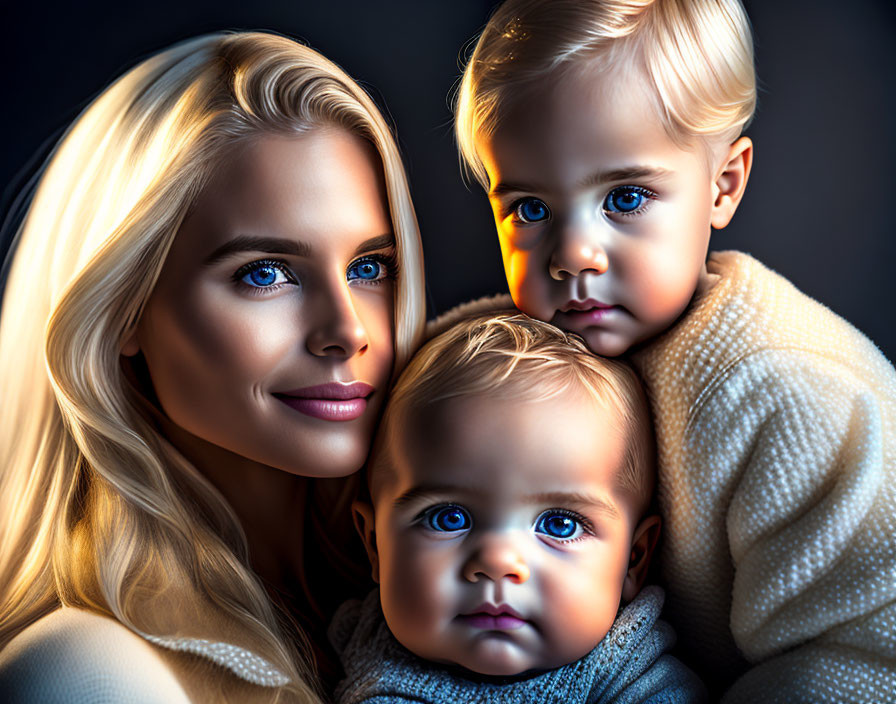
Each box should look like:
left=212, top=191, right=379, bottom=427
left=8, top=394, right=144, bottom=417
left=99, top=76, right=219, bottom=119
left=630, top=251, right=896, bottom=703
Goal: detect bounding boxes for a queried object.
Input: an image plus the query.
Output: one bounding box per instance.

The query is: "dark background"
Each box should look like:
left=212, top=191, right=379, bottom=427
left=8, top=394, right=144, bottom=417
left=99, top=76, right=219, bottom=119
left=2, top=0, right=894, bottom=360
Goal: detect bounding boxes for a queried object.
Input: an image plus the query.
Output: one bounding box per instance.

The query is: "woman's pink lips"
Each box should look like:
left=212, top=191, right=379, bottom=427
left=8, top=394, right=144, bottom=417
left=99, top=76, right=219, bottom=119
left=274, top=382, right=375, bottom=422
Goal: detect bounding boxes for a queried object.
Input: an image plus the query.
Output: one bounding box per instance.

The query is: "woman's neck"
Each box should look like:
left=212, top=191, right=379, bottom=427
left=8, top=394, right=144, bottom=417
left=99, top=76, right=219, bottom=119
left=154, top=412, right=309, bottom=592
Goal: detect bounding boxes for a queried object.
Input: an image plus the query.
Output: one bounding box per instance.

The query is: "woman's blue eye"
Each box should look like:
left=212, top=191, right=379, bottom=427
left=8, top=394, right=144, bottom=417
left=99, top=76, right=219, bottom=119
left=514, top=198, right=551, bottom=224
left=426, top=505, right=471, bottom=532
left=604, top=187, right=650, bottom=214
left=535, top=511, right=583, bottom=540
left=239, top=262, right=292, bottom=288
left=347, top=257, right=385, bottom=282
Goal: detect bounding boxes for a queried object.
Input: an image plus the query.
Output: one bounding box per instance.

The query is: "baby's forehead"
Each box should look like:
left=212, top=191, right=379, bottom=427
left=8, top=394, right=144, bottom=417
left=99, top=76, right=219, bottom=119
left=374, top=391, right=631, bottom=501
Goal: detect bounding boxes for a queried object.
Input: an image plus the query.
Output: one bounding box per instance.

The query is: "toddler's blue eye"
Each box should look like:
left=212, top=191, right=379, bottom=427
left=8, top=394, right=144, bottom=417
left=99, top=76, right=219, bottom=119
left=535, top=511, right=582, bottom=540
left=426, top=505, right=471, bottom=532
left=604, top=187, right=649, bottom=214
left=514, top=198, right=551, bottom=224
left=240, top=262, right=292, bottom=288
left=347, top=258, right=385, bottom=282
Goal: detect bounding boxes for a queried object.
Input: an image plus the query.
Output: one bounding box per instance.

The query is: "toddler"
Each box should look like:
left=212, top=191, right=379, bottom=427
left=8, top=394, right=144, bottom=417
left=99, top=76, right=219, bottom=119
left=453, top=1, right=896, bottom=702
left=330, top=312, right=705, bottom=703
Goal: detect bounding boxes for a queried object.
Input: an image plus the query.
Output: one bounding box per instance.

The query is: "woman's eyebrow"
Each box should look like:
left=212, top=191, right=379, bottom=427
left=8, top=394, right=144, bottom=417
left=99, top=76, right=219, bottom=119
left=352, top=233, right=395, bottom=257
left=203, top=235, right=312, bottom=265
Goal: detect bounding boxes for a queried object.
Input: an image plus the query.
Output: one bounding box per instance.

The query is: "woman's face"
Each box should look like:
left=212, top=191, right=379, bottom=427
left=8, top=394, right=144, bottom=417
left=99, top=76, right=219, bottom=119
left=126, top=128, right=396, bottom=477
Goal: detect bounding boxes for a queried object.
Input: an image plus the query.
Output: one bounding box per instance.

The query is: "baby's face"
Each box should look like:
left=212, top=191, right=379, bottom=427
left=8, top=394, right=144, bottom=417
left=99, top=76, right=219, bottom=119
left=365, top=392, right=645, bottom=676
left=476, top=61, right=719, bottom=356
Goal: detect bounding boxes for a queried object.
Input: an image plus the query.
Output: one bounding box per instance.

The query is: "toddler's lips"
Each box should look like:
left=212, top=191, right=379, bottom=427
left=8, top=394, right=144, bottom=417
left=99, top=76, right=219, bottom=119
left=560, top=297, right=612, bottom=312
left=554, top=301, right=619, bottom=327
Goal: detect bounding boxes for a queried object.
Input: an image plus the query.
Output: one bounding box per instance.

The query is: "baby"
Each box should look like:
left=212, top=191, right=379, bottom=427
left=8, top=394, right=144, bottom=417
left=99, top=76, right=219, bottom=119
left=453, top=0, right=896, bottom=702
left=330, top=311, right=705, bottom=703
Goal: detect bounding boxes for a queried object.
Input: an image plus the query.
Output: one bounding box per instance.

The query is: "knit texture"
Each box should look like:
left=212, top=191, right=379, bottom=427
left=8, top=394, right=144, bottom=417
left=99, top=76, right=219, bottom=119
left=630, top=251, right=896, bottom=703
left=329, top=586, right=706, bottom=703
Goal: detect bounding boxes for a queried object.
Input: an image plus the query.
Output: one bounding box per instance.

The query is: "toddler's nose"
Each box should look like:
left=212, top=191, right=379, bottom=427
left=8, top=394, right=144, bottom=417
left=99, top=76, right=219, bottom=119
left=548, top=222, right=609, bottom=280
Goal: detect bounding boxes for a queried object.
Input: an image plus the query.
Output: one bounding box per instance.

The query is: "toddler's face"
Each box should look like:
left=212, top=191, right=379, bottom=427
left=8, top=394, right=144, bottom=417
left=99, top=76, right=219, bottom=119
left=476, top=62, right=720, bottom=356
left=362, top=392, right=650, bottom=676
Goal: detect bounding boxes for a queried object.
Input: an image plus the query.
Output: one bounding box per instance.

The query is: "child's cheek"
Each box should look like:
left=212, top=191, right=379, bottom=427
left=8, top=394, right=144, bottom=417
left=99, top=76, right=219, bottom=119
left=379, top=533, right=460, bottom=659
left=503, top=249, right=555, bottom=322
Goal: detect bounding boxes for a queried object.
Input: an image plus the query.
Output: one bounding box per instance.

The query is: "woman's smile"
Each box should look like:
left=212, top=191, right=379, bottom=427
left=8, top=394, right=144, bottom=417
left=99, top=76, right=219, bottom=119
left=128, top=129, right=396, bottom=478
left=273, top=381, right=376, bottom=421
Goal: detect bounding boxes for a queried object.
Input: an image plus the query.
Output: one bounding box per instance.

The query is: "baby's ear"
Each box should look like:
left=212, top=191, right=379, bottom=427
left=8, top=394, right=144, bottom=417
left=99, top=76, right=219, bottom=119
left=352, top=500, right=380, bottom=584
left=622, top=515, right=661, bottom=602
left=710, top=136, right=753, bottom=230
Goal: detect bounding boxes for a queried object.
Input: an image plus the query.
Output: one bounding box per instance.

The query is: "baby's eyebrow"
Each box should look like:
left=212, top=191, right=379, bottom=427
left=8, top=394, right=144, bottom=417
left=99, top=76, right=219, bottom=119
left=524, top=491, right=622, bottom=520
left=391, top=484, right=478, bottom=508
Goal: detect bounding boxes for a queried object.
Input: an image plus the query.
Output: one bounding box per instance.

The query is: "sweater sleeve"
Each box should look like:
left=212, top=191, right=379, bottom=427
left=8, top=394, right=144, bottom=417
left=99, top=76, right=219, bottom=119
left=687, top=349, right=896, bottom=703
left=0, top=608, right=191, bottom=704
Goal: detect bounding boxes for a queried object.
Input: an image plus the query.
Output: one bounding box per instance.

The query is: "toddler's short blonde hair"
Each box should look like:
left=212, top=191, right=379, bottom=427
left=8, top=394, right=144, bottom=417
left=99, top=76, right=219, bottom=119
left=455, top=0, right=757, bottom=187
left=371, top=311, right=655, bottom=506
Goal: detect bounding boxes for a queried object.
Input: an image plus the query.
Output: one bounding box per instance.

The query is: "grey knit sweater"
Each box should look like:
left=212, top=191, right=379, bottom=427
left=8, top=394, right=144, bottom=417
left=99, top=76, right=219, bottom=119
left=329, top=586, right=705, bottom=704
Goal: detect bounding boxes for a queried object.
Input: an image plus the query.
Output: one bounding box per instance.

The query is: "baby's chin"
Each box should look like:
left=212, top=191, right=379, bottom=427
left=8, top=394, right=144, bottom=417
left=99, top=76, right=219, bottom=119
left=427, top=638, right=576, bottom=679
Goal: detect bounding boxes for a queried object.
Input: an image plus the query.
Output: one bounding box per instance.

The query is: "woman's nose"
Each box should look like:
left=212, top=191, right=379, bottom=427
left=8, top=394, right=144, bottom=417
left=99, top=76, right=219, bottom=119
left=548, top=220, right=609, bottom=280
left=305, top=281, right=370, bottom=358
left=462, top=536, right=530, bottom=584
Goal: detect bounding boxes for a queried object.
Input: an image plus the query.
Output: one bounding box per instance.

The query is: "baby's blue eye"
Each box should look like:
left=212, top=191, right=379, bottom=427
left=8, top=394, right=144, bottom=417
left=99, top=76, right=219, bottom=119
left=347, top=257, right=385, bottom=282
left=426, top=505, right=471, bottom=532
left=514, top=198, right=551, bottom=224
left=535, top=511, right=583, bottom=540
left=604, top=187, right=650, bottom=214
left=239, top=261, right=293, bottom=288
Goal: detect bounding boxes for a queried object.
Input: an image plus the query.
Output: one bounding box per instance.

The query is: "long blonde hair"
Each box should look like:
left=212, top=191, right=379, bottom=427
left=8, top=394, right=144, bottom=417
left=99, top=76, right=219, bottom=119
left=0, top=31, right=425, bottom=700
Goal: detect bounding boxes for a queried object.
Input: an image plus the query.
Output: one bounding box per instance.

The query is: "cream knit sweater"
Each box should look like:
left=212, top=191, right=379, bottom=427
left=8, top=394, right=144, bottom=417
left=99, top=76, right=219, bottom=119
left=630, top=251, right=896, bottom=703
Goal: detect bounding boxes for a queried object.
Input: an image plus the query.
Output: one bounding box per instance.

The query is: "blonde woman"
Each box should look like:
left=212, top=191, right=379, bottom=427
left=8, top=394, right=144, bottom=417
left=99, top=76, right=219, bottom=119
left=0, top=31, right=425, bottom=703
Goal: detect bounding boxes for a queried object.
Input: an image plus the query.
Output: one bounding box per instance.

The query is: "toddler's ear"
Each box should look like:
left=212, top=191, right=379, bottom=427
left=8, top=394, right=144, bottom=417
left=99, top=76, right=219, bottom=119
left=710, top=136, right=753, bottom=230
left=352, top=500, right=380, bottom=584
left=622, top=515, right=661, bottom=602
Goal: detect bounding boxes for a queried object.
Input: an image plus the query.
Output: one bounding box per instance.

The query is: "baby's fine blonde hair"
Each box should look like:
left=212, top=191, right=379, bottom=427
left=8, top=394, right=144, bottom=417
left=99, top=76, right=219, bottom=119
left=455, top=0, right=757, bottom=187
left=372, top=311, right=655, bottom=504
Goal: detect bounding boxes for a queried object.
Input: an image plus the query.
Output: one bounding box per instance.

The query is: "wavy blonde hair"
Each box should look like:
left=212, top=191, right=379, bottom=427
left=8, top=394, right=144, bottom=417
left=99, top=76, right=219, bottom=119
left=455, top=0, right=757, bottom=187
left=0, top=31, right=425, bottom=701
